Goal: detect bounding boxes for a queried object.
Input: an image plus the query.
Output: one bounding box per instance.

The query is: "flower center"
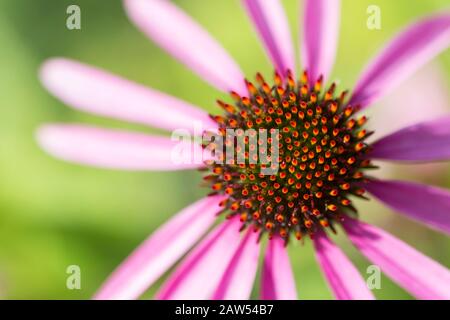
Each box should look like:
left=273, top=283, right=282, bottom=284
left=203, top=71, right=374, bottom=243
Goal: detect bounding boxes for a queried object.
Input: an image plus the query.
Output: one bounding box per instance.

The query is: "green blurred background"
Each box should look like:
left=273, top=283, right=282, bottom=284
left=0, top=0, right=449, bottom=299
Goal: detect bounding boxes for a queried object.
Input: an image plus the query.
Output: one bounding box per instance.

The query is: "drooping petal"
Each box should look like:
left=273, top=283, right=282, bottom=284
left=365, top=64, right=450, bottom=181
left=371, top=117, right=450, bottom=162
left=95, top=196, right=224, bottom=300
left=242, top=0, right=295, bottom=76
left=313, top=232, right=375, bottom=300
left=365, top=179, right=450, bottom=235
left=365, top=63, right=449, bottom=141
left=124, top=0, right=246, bottom=95
left=156, top=217, right=243, bottom=299
left=212, top=228, right=260, bottom=300
left=351, top=14, right=450, bottom=108
left=343, top=218, right=450, bottom=300
left=300, top=0, right=340, bottom=86
left=37, top=124, right=205, bottom=171
left=40, top=58, right=217, bottom=134
left=261, top=236, right=297, bottom=300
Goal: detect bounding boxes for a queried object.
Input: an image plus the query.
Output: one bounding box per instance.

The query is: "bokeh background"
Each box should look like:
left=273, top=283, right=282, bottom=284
left=0, top=0, right=449, bottom=299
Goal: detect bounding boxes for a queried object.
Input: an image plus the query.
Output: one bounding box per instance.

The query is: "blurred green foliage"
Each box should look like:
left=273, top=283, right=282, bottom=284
left=0, top=0, right=449, bottom=299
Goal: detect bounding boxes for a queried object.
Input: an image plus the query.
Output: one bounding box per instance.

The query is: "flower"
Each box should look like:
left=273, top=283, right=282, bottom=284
left=37, top=0, right=450, bottom=300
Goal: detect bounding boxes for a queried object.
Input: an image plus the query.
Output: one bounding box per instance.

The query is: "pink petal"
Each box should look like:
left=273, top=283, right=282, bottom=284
left=371, top=117, right=450, bottom=162
left=365, top=179, right=450, bottom=235
left=124, top=0, right=246, bottom=95
left=365, top=63, right=449, bottom=141
left=242, top=0, right=295, bottom=76
left=300, top=0, right=340, bottom=86
left=261, top=237, right=297, bottom=300
left=212, top=228, right=260, bottom=300
left=37, top=124, right=205, bottom=171
left=343, top=218, right=450, bottom=300
left=40, top=58, right=217, bottom=134
left=95, top=196, right=224, bottom=300
left=351, top=14, right=450, bottom=108
left=156, top=217, right=243, bottom=299
left=313, top=232, right=375, bottom=300
left=365, top=64, right=450, bottom=181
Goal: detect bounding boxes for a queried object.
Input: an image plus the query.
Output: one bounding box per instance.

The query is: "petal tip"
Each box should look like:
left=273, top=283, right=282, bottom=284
left=36, top=124, right=71, bottom=157
left=39, top=57, right=78, bottom=96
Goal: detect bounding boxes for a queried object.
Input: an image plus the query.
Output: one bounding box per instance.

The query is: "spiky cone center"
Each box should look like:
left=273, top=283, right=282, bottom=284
left=203, top=71, right=375, bottom=244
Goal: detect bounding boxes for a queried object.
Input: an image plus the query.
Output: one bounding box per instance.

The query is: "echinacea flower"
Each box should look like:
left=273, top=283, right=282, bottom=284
left=37, top=0, right=450, bottom=300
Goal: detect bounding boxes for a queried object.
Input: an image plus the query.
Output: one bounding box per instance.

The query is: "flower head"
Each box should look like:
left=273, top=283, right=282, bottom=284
left=206, top=71, right=373, bottom=241
left=38, top=0, right=450, bottom=300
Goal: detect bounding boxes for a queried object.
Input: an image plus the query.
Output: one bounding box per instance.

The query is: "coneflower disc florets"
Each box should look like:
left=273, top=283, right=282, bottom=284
left=204, top=71, right=375, bottom=243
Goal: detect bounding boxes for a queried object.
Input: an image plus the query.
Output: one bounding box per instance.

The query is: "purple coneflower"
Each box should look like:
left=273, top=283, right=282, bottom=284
left=37, top=0, right=450, bottom=300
